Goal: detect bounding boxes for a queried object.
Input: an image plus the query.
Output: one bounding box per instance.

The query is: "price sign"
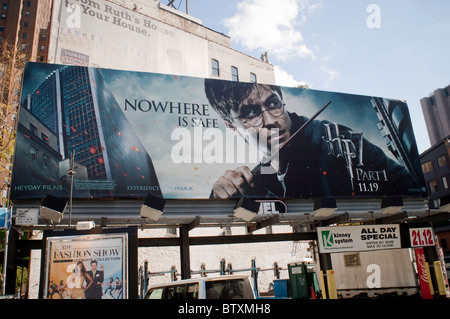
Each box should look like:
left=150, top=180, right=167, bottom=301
left=409, top=227, right=435, bottom=247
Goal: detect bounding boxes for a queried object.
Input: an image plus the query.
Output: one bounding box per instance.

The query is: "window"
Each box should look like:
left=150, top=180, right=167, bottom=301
left=2, top=4, right=7, bottom=10
left=438, top=155, right=447, bottom=168
left=165, top=283, right=199, bottom=300
left=432, top=199, right=440, bottom=209
left=1, top=14, right=5, bottom=20
left=211, top=59, right=219, bottom=76
left=250, top=72, right=257, bottom=83
left=30, top=148, right=37, bottom=161
left=22, top=32, right=27, bottom=39
left=165, top=285, right=185, bottom=300
left=231, top=66, right=239, bottom=82
left=24, top=21, right=28, bottom=28
left=41, top=133, right=49, bottom=144
left=145, top=283, right=199, bottom=300
left=429, top=180, right=438, bottom=192
left=442, top=176, right=448, bottom=190
left=205, top=278, right=253, bottom=299
left=0, top=26, right=4, bottom=32
left=145, top=288, right=163, bottom=299
left=43, top=155, right=49, bottom=169
left=422, top=161, right=433, bottom=173
left=30, top=123, right=37, bottom=135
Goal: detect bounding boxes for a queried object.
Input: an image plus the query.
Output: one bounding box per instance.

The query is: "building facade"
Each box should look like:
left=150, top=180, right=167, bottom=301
left=421, top=84, right=450, bottom=147
left=421, top=137, right=450, bottom=208
left=420, top=83, right=450, bottom=279
left=0, top=0, right=52, bottom=62
left=46, top=0, right=275, bottom=84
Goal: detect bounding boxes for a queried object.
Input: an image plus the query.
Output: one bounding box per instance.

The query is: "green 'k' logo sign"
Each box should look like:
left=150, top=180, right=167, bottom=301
left=321, top=230, right=334, bottom=247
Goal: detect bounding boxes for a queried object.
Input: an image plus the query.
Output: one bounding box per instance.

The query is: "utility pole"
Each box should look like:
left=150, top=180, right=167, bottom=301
left=67, top=150, right=76, bottom=228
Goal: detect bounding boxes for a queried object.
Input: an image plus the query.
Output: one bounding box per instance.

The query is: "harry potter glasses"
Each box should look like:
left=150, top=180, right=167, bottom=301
left=233, top=98, right=285, bottom=127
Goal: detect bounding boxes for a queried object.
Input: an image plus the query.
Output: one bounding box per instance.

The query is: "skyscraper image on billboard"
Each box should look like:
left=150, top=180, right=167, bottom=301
left=12, top=63, right=161, bottom=199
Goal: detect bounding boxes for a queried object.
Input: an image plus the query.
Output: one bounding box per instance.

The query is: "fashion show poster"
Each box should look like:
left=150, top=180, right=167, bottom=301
left=11, top=62, right=426, bottom=201
left=43, top=233, right=128, bottom=299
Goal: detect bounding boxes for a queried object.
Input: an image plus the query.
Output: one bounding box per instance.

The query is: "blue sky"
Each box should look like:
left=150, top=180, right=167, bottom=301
left=183, top=0, right=450, bottom=154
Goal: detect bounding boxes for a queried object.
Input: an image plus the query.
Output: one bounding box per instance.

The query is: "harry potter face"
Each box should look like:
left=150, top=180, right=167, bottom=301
left=227, top=84, right=293, bottom=154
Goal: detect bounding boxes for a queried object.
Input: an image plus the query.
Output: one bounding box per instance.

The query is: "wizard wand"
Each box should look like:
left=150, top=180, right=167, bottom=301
left=251, top=100, right=332, bottom=176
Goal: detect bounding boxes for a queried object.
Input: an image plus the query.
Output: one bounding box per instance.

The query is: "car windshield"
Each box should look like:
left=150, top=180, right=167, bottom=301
left=145, top=283, right=199, bottom=300
left=205, top=278, right=254, bottom=299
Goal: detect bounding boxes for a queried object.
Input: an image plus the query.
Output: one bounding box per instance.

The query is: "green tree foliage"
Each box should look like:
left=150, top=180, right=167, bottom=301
left=0, top=41, right=29, bottom=207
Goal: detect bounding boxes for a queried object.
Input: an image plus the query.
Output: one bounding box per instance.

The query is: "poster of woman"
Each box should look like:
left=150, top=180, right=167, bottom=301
left=43, top=233, right=128, bottom=299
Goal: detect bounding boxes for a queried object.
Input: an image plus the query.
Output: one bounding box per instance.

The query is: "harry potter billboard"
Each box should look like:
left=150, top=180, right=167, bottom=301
left=11, top=62, right=426, bottom=201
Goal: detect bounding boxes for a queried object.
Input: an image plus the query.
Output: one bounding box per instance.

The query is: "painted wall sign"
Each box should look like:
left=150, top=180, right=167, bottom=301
left=49, top=0, right=208, bottom=77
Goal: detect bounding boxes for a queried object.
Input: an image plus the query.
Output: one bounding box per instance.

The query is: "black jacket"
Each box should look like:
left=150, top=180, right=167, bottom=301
left=249, top=112, right=423, bottom=199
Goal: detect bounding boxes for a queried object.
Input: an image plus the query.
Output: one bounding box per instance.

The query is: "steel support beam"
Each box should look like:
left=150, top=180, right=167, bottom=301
left=179, top=224, right=191, bottom=280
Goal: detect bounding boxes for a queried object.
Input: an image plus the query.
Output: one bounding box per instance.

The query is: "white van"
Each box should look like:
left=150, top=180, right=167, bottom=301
left=144, top=275, right=255, bottom=299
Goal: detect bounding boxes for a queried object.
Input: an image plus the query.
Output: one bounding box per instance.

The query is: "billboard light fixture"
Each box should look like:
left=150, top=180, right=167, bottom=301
left=380, top=196, right=404, bottom=214
left=313, top=197, right=337, bottom=217
left=76, top=221, right=95, bottom=230
left=234, top=197, right=260, bottom=222
left=140, top=193, right=165, bottom=222
left=40, top=195, right=68, bottom=224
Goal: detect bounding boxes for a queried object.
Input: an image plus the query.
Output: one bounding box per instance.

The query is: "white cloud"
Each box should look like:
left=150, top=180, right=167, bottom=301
left=274, top=65, right=311, bottom=88
left=321, top=65, right=339, bottom=87
left=224, top=0, right=320, bottom=61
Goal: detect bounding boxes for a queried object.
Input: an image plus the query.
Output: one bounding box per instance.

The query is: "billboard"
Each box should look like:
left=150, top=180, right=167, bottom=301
left=11, top=62, right=426, bottom=201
